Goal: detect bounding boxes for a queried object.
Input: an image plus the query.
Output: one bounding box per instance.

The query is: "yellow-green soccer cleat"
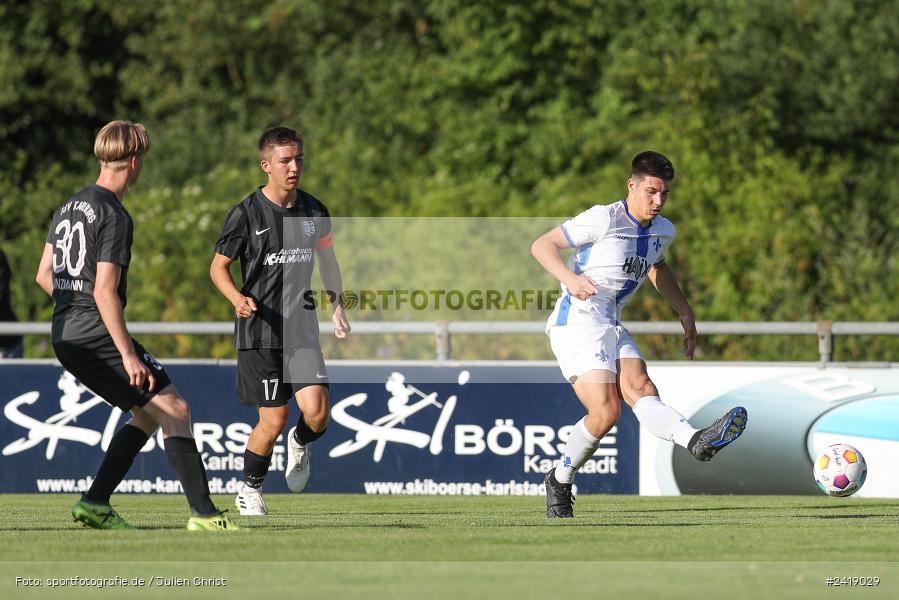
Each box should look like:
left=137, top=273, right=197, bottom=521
left=186, top=511, right=241, bottom=531
left=71, top=498, right=134, bottom=530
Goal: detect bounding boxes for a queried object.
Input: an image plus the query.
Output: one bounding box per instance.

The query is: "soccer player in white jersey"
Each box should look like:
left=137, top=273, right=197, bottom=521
left=531, top=151, right=747, bottom=518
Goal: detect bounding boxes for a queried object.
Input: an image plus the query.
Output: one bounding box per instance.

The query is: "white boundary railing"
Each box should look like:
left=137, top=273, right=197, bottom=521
left=2, top=321, right=899, bottom=363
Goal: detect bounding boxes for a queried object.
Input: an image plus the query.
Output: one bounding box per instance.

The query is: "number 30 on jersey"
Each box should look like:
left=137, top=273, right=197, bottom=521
left=53, top=219, right=87, bottom=277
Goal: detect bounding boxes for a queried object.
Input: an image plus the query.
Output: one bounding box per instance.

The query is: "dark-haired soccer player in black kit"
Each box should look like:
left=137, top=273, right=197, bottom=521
left=211, top=126, right=350, bottom=516
left=35, top=120, right=238, bottom=530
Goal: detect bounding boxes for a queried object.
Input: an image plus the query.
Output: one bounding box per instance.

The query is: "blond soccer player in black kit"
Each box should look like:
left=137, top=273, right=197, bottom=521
left=35, top=120, right=238, bottom=530
left=210, top=126, right=350, bottom=515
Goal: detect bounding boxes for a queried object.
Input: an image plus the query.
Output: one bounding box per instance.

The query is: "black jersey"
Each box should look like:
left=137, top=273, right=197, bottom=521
left=46, top=185, right=132, bottom=343
left=215, top=187, right=331, bottom=350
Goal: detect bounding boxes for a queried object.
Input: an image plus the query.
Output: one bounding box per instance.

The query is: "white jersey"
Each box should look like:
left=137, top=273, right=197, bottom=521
left=546, top=199, right=675, bottom=330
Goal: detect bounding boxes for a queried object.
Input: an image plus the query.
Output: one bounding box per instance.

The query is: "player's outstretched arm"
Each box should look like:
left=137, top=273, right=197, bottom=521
left=210, top=253, right=256, bottom=318
left=531, top=227, right=597, bottom=300
left=648, top=261, right=696, bottom=358
left=35, top=243, right=55, bottom=297
left=316, top=245, right=350, bottom=339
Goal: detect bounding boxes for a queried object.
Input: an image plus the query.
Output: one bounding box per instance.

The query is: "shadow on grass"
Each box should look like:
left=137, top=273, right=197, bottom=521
left=143, top=522, right=433, bottom=531
left=495, top=521, right=708, bottom=528
left=3, top=522, right=433, bottom=531
left=794, top=503, right=899, bottom=511
left=613, top=506, right=755, bottom=514
left=795, top=514, right=892, bottom=520
left=310, top=511, right=469, bottom=516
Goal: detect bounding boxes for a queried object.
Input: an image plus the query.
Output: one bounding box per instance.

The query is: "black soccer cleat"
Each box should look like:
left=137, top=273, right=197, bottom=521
left=544, top=470, right=575, bottom=518
left=688, top=406, right=748, bottom=462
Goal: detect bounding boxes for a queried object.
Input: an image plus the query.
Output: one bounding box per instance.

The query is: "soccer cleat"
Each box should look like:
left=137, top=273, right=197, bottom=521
left=544, top=470, right=575, bottom=518
left=285, top=426, right=311, bottom=493
left=235, top=484, right=267, bottom=516
left=688, top=406, right=748, bottom=461
left=186, top=510, right=241, bottom=531
left=71, top=498, right=134, bottom=530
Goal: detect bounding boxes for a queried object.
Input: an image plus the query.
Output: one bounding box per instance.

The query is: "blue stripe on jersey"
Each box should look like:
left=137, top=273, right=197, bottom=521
left=555, top=294, right=572, bottom=326
left=616, top=221, right=652, bottom=304
left=635, top=227, right=649, bottom=257
left=573, top=243, right=593, bottom=275
left=616, top=278, right=639, bottom=304
left=560, top=224, right=576, bottom=247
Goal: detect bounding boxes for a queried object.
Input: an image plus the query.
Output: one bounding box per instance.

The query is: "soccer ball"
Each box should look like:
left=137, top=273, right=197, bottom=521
left=813, top=443, right=867, bottom=497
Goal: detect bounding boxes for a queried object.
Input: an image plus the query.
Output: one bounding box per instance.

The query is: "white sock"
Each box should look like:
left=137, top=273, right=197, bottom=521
left=632, top=395, right=698, bottom=448
left=554, top=417, right=601, bottom=484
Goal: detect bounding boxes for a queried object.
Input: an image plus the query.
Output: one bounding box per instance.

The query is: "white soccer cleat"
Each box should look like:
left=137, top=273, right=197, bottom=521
left=285, top=426, right=311, bottom=493
left=235, top=484, right=267, bottom=516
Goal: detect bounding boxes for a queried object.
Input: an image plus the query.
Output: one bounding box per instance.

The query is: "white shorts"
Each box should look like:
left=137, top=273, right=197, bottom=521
left=548, top=324, right=643, bottom=381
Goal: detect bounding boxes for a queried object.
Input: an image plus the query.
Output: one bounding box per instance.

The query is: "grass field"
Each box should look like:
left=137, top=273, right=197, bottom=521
left=2, top=493, right=897, bottom=599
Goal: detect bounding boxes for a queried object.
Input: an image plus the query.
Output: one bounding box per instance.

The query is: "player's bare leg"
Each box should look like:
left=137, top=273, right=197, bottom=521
left=618, top=358, right=698, bottom=446
left=285, top=385, right=329, bottom=493
left=546, top=370, right=619, bottom=518
left=618, top=358, right=747, bottom=461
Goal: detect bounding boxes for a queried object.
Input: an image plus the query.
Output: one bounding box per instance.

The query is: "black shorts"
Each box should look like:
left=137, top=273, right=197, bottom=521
left=53, top=335, right=172, bottom=411
left=236, top=347, right=329, bottom=407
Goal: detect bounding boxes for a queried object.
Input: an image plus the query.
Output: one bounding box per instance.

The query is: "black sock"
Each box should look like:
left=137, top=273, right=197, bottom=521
left=243, top=449, right=272, bottom=489
left=163, top=436, right=217, bottom=517
left=85, top=424, right=149, bottom=504
left=293, top=415, right=327, bottom=445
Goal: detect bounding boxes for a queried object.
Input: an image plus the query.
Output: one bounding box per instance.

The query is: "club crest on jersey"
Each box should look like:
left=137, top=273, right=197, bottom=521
left=303, top=221, right=315, bottom=236
left=622, top=255, right=651, bottom=280
left=652, top=237, right=662, bottom=252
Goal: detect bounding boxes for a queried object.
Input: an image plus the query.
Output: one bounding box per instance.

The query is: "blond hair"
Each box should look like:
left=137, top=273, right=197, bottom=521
left=94, top=120, right=150, bottom=169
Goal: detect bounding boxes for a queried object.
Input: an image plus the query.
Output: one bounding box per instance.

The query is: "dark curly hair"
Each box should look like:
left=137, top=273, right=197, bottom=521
left=631, top=151, right=675, bottom=182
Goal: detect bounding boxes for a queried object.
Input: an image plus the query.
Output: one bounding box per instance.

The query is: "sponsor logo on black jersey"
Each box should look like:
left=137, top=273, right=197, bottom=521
left=263, top=247, right=313, bottom=266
